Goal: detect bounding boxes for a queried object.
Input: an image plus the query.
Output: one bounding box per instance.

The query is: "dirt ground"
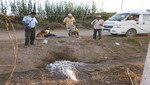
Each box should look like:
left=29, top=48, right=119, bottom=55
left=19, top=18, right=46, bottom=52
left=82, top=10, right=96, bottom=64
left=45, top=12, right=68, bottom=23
left=0, top=29, right=150, bottom=85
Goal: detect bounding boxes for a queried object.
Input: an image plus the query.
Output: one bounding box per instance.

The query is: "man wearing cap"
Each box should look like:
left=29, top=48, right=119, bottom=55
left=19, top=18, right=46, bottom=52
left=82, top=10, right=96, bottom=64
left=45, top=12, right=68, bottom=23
left=91, top=15, right=104, bottom=40
left=63, top=13, right=76, bottom=36
left=22, top=12, right=38, bottom=47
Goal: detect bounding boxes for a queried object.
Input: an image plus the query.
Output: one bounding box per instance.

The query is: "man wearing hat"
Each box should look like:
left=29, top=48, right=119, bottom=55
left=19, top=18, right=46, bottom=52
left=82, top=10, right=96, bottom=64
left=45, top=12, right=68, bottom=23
left=22, top=12, right=38, bottom=47
left=63, top=13, right=76, bottom=36
left=91, top=15, right=104, bottom=40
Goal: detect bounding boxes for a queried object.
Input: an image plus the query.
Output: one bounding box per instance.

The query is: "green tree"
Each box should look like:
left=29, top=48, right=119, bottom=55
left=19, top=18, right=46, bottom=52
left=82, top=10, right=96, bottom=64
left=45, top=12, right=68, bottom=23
left=33, top=1, right=36, bottom=12
left=0, top=0, right=7, bottom=14
left=28, top=0, right=32, bottom=13
left=17, top=0, right=28, bottom=16
left=91, top=1, right=97, bottom=14
left=10, top=0, right=17, bottom=15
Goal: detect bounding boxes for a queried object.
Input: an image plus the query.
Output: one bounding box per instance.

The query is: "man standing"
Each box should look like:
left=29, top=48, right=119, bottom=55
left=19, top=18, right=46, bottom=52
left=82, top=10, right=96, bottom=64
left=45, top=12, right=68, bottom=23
left=63, top=13, right=76, bottom=36
left=91, top=15, right=104, bottom=40
left=22, top=12, right=38, bottom=47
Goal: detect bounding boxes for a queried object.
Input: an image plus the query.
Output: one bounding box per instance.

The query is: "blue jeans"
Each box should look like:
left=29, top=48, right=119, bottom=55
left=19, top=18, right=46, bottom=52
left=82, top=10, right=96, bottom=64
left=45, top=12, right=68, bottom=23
left=93, top=29, right=102, bottom=40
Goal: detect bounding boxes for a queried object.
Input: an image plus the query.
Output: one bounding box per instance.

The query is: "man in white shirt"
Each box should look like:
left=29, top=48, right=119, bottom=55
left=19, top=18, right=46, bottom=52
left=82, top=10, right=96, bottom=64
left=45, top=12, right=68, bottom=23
left=22, top=12, right=38, bottom=47
left=91, top=15, right=104, bottom=40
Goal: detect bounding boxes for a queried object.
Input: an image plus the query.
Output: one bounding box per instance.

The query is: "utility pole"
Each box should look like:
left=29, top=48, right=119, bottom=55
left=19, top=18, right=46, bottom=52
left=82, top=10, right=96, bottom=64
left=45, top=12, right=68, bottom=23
left=140, top=42, right=150, bottom=85
left=121, top=0, right=123, bottom=11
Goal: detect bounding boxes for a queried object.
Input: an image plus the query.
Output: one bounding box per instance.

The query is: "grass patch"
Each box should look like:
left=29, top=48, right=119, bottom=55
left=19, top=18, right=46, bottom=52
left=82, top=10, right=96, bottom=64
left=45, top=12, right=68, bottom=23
left=125, top=38, right=138, bottom=43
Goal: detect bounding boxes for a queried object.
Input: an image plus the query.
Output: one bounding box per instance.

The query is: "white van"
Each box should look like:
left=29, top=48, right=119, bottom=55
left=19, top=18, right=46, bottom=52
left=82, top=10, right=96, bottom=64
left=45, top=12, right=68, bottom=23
left=104, top=9, right=150, bottom=37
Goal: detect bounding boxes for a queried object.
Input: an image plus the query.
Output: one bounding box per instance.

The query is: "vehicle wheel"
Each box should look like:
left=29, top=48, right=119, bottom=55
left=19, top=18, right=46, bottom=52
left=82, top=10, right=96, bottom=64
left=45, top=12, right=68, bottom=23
left=126, top=29, right=137, bottom=37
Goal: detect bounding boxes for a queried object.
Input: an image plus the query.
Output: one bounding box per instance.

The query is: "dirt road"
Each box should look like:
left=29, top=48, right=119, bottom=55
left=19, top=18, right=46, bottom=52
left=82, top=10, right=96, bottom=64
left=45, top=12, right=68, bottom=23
left=0, top=29, right=110, bottom=40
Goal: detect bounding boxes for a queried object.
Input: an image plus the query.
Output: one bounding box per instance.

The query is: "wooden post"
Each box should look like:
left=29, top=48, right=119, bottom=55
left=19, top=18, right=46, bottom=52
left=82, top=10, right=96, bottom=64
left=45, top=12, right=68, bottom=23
left=140, top=42, right=150, bottom=85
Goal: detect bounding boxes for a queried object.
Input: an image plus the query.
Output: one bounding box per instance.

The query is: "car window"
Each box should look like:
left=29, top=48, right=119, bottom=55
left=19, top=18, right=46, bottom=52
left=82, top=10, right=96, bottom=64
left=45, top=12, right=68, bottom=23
left=109, top=13, right=129, bottom=21
left=143, top=14, right=150, bottom=21
left=126, top=14, right=139, bottom=21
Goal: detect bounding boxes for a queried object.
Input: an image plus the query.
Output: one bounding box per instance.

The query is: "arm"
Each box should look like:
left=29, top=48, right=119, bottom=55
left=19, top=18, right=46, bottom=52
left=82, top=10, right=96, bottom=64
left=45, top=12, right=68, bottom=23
left=35, top=18, right=38, bottom=26
left=99, top=20, right=104, bottom=26
left=22, top=16, right=27, bottom=25
left=73, top=17, right=76, bottom=24
left=22, top=17, right=28, bottom=29
left=91, top=19, right=96, bottom=25
left=63, top=17, right=66, bottom=25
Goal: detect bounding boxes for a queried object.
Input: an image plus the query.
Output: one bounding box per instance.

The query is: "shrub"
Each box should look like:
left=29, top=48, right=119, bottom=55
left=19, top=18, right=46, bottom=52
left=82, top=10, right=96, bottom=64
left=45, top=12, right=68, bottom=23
left=48, top=22, right=65, bottom=29
left=13, top=23, right=24, bottom=29
left=81, top=20, right=93, bottom=29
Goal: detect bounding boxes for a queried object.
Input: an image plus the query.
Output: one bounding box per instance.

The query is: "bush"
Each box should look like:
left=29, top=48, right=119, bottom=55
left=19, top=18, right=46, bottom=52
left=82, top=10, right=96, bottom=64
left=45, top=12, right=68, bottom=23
left=99, top=12, right=116, bottom=21
left=14, top=23, right=24, bottom=29
left=0, top=23, right=6, bottom=29
left=81, top=20, right=93, bottom=29
left=48, top=22, right=65, bottom=29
